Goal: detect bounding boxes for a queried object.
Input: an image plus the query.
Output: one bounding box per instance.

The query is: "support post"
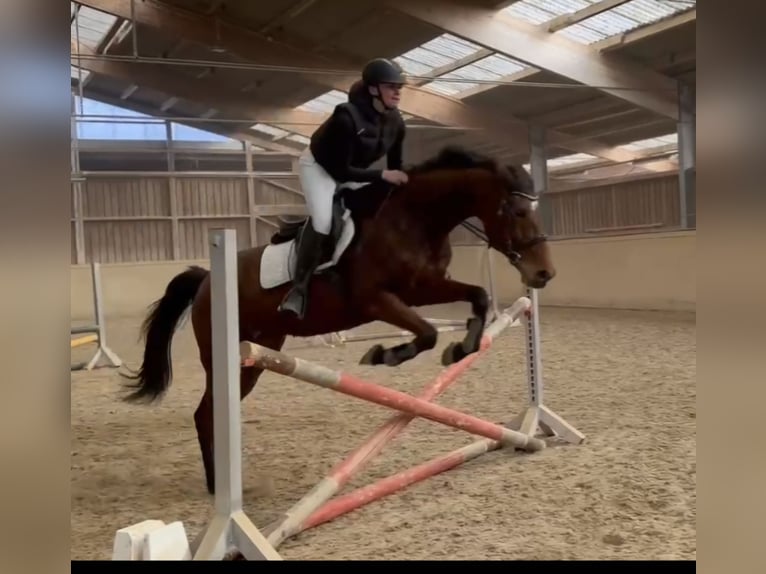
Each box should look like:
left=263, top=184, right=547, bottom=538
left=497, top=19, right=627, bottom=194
left=193, top=229, right=281, bottom=561
left=677, top=81, right=696, bottom=229
left=71, top=262, right=122, bottom=371
left=71, top=91, right=86, bottom=265
left=506, top=126, right=585, bottom=444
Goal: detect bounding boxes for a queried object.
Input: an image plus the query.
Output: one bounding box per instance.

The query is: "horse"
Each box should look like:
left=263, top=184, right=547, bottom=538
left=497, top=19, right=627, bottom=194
left=121, top=145, right=555, bottom=494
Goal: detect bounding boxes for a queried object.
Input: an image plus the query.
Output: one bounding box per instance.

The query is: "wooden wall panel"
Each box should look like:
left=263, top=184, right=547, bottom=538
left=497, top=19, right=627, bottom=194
left=84, top=220, right=173, bottom=262
left=254, top=177, right=304, bottom=205
left=83, top=178, right=169, bottom=217
left=174, top=178, right=248, bottom=216
left=71, top=172, right=683, bottom=263
left=178, top=218, right=252, bottom=260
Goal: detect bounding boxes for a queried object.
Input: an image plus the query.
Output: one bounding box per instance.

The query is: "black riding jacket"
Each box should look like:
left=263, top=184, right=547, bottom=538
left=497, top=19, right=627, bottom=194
left=309, top=80, right=406, bottom=183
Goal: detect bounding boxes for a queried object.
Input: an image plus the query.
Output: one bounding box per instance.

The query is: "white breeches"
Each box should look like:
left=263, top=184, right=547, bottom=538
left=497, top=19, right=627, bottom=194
left=298, top=149, right=368, bottom=234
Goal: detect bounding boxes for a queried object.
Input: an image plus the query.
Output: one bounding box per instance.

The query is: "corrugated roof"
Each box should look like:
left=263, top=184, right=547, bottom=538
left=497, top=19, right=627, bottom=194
left=556, top=0, right=695, bottom=44
left=71, top=2, right=118, bottom=50
left=422, top=54, right=529, bottom=96
left=394, top=33, right=484, bottom=76
left=296, top=90, right=347, bottom=114
left=619, top=132, right=677, bottom=151
left=547, top=152, right=598, bottom=167
left=250, top=123, right=290, bottom=138
left=499, top=0, right=694, bottom=45
left=286, top=134, right=311, bottom=145
left=500, top=0, right=602, bottom=25
left=71, top=66, right=91, bottom=83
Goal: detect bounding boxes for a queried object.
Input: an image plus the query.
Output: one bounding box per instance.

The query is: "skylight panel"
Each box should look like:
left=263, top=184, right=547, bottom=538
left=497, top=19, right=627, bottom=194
left=556, top=0, right=693, bottom=44
left=422, top=54, right=528, bottom=96
left=71, top=3, right=118, bottom=50
left=296, top=90, right=347, bottom=114
left=286, top=134, right=311, bottom=145
left=500, top=0, right=601, bottom=25
left=619, top=132, right=677, bottom=152
left=250, top=123, right=290, bottom=138
left=393, top=33, right=484, bottom=77
left=70, top=65, right=91, bottom=83
left=547, top=152, right=597, bottom=168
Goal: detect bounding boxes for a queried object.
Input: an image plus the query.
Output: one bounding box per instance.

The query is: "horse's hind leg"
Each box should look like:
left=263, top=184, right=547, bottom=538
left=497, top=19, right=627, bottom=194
left=195, top=332, right=286, bottom=495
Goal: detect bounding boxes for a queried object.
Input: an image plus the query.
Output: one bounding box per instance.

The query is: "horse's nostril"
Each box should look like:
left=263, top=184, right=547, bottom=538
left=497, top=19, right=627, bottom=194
left=536, top=270, right=552, bottom=282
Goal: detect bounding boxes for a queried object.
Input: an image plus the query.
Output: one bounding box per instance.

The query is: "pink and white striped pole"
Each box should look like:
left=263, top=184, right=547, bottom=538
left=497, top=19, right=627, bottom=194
left=302, top=436, right=502, bottom=531
left=240, top=297, right=537, bottom=548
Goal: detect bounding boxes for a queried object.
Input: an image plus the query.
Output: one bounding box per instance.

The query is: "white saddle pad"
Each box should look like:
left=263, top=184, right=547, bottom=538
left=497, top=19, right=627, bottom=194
left=259, top=208, right=357, bottom=290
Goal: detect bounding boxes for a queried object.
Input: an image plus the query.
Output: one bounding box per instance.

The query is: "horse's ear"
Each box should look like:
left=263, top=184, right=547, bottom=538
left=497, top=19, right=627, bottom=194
left=505, top=163, right=534, bottom=193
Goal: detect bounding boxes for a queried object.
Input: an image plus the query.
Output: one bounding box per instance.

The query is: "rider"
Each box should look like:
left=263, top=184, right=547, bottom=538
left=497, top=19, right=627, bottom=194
left=278, top=58, right=410, bottom=319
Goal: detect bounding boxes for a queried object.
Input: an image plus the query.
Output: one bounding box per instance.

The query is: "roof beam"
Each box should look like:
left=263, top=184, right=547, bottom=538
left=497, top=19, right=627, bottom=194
left=387, top=0, right=679, bottom=120
left=592, top=9, right=696, bottom=52
left=76, top=0, right=636, bottom=162
left=411, top=48, right=493, bottom=87
left=71, top=40, right=323, bottom=139
left=545, top=0, right=630, bottom=33
left=74, top=86, right=298, bottom=154
left=72, top=42, right=303, bottom=155
left=549, top=143, right=678, bottom=175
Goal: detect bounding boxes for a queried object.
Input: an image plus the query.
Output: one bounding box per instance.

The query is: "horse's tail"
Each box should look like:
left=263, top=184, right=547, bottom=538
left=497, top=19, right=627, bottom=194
left=121, top=265, right=209, bottom=404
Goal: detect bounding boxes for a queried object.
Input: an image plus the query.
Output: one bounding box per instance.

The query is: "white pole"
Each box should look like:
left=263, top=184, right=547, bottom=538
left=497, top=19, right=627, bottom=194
left=193, top=229, right=282, bottom=561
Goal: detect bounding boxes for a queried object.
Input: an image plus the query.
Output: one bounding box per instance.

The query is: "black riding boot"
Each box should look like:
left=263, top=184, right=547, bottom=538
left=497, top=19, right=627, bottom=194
left=278, top=225, right=328, bottom=319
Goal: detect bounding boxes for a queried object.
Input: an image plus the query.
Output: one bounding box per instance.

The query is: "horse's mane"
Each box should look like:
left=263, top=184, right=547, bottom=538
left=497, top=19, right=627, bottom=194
left=406, top=145, right=535, bottom=196
left=407, top=145, right=499, bottom=176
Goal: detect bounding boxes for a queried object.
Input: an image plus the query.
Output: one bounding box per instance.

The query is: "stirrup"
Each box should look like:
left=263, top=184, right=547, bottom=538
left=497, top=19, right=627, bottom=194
left=278, top=286, right=308, bottom=319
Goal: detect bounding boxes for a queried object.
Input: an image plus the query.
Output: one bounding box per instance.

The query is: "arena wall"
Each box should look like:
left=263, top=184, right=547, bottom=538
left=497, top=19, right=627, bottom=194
left=70, top=229, right=695, bottom=321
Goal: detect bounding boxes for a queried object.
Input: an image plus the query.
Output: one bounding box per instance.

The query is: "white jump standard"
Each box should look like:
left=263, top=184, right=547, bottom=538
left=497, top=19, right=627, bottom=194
left=71, top=261, right=122, bottom=371
left=193, top=229, right=282, bottom=561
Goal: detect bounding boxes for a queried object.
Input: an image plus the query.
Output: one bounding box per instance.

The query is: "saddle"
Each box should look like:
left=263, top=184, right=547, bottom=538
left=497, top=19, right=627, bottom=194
left=270, top=190, right=349, bottom=266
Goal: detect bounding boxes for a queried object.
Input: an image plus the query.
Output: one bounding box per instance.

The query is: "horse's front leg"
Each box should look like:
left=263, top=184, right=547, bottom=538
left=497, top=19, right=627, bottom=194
left=406, top=277, right=490, bottom=366
left=357, top=290, right=439, bottom=367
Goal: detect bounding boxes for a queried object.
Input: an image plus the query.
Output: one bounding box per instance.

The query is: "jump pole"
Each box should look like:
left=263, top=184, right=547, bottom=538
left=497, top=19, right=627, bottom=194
left=259, top=296, right=532, bottom=547
left=295, top=288, right=585, bottom=533
left=192, top=228, right=282, bottom=561
left=240, top=343, right=545, bottom=452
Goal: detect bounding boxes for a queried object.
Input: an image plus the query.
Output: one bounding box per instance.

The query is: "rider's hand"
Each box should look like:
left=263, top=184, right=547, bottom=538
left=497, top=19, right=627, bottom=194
left=381, top=169, right=409, bottom=185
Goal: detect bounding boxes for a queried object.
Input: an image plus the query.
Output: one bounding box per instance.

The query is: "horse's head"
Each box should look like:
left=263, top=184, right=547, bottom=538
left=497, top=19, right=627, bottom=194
left=406, top=146, right=555, bottom=289
left=473, top=162, right=555, bottom=289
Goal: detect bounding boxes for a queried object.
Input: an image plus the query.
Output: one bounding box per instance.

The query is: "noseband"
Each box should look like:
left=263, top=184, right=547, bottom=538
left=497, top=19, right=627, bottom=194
left=506, top=190, right=548, bottom=264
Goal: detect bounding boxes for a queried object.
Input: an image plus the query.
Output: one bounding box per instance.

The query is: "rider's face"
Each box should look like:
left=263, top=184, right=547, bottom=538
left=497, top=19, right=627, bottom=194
left=377, top=83, right=402, bottom=108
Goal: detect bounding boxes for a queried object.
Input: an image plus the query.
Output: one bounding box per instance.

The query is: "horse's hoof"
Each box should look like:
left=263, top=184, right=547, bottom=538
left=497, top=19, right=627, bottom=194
left=360, top=344, right=385, bottom=365
left=441, top=342, right=465, bottom=366
left=383, top=349, right=403, bottom=367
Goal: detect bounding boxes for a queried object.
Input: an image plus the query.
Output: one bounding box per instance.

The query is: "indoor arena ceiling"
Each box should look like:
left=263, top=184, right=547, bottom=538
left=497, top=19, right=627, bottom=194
left=70, top=0, right=696, bottom=179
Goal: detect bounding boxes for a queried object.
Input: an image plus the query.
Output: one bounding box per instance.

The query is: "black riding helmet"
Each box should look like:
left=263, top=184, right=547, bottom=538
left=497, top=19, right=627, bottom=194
left=362, top=58, right=406, bottom=86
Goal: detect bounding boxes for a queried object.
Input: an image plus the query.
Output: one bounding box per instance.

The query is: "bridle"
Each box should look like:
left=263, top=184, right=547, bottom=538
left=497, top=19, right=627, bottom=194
left=505, top=190, right=548, bottom=265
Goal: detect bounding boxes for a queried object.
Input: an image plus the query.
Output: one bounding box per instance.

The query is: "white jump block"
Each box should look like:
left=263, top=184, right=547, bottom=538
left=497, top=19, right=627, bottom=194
left=113, top=520, right=165, bottom=560
left=112, top=520, right=191, bottom=560
left=142, top=521, right=191, bottom=560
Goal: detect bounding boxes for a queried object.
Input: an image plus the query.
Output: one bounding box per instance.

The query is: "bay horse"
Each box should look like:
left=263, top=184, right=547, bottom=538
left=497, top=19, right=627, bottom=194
left=121, top=145, right=554, bottom=494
